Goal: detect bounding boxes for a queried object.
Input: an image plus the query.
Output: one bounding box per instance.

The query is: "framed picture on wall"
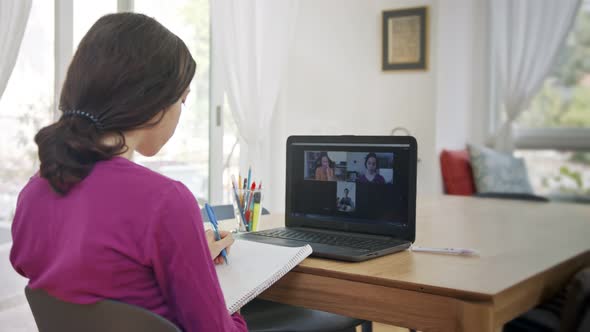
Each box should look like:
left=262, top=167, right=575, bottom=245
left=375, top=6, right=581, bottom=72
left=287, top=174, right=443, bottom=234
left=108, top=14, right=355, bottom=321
left=382, top=6, right=428, bottom=71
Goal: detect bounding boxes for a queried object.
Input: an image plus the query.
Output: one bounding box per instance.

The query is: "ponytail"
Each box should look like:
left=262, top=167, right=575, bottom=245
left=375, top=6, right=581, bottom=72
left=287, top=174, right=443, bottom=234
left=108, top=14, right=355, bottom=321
left=34, top=117, right=124, bottom=194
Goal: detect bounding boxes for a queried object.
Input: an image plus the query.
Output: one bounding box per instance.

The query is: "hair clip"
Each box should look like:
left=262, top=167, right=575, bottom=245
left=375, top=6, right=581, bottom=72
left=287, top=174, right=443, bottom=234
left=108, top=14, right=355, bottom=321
left=62, top=110, right=104, bottom=129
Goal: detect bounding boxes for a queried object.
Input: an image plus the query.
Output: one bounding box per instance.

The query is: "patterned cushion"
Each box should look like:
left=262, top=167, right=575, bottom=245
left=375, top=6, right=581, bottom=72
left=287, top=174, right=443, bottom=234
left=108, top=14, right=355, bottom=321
left=467, top=144, right=534, bottom=194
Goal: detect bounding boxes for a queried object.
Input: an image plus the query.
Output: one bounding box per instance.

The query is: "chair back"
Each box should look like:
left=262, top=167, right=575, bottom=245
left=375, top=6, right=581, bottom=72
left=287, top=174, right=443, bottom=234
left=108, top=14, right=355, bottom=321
left=201, top=204, right=269, bottom=223
left=202, top=204, right=236, bottom=221
left=25, top=287, right=180, bottom=332
left=561, top=267, right=590, bottom=332
left=504, top=266, right=590, bottom=332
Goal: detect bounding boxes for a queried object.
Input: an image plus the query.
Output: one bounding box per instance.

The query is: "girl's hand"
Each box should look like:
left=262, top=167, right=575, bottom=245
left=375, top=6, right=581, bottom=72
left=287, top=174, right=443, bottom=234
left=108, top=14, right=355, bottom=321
left=206, top=229, right=234, bottom=265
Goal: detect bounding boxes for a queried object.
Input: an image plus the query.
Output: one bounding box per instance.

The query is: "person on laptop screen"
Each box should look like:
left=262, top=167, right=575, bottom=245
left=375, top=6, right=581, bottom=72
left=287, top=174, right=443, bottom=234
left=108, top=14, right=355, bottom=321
left=357, top=152, right=385, bottom=184
left=314, top=152, right=336, bottom=181
left=337, top=188, right=354, bottom=212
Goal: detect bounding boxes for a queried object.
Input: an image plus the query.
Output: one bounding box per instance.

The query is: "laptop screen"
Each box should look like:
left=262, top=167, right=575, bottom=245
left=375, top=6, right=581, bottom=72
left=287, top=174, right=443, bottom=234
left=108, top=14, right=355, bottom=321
left=286, top=136, right=416, bottom=238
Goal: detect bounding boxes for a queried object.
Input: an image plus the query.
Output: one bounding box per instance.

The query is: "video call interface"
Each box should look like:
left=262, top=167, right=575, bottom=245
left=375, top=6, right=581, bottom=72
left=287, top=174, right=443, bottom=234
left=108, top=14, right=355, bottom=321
left=289, top=143, right=411, bottom=227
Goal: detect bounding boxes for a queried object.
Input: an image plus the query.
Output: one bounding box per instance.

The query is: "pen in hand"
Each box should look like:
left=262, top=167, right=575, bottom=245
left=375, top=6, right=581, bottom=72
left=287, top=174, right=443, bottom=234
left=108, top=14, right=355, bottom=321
left=205, top=204, right=229, bottom=265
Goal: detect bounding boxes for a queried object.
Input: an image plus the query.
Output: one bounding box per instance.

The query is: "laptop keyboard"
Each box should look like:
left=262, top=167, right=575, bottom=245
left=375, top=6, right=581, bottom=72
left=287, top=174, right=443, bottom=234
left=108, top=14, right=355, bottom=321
left=254, top=229, right=404, bottom=251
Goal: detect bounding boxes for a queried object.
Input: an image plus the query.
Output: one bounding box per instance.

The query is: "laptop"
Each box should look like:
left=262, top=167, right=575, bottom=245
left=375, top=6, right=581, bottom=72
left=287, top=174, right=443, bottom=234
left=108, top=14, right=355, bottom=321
left=239, top=135, right=417, bottom=262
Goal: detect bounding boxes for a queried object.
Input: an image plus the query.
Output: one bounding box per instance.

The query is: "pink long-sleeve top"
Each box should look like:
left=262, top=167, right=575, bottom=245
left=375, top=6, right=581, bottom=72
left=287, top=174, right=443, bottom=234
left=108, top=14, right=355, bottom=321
left=10, top=157, right=247, bottom=332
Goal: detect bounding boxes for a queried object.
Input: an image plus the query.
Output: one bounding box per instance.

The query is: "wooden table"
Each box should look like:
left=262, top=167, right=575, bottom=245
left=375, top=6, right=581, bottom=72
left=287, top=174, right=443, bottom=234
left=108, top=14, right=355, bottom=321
left=248, top=195, right=590, bottom=332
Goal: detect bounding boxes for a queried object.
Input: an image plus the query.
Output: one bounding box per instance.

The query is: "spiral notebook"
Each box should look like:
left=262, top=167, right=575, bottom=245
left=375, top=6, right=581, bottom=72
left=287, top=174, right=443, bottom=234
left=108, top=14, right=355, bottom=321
left=215, top=239, right=312, bottom=313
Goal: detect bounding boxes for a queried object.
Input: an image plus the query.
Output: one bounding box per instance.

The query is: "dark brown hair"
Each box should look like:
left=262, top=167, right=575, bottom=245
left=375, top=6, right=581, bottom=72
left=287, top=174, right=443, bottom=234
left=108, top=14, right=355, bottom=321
left=35, top=13, right=196, bottom=194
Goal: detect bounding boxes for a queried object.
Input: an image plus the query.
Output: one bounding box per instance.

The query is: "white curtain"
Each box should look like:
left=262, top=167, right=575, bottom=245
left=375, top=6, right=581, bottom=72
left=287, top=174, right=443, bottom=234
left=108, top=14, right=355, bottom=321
left=0, top=0, right=32, bottom=101
left=211, top=0, right=298, bottom=197
left=491, top=0, right=581, bottom=152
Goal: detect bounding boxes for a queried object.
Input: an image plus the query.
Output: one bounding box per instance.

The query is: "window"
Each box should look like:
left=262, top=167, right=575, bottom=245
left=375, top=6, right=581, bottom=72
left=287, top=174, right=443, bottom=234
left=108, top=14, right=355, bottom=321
left=0, top=1, right=55, bottom=223
left=134, top=0, right=210, bottom=203
left=515, top=150, right=590, bottom=197
left=515, top=1, right=590, bottom=198
left=517, top=3, right=590, bottom=130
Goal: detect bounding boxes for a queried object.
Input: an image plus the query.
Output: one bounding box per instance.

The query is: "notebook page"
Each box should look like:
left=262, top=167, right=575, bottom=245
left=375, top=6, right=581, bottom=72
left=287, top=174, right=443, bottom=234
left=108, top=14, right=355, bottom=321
left=215, top=239, right=312, bottom=313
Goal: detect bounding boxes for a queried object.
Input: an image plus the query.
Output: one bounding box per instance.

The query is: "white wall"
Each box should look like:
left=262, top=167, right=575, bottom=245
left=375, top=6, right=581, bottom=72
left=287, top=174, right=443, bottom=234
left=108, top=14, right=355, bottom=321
left=435, top=1, right=473, bottom=152
left=266, top=0, right=488, bottom=213
left=435, top=0, right=489, bottom=152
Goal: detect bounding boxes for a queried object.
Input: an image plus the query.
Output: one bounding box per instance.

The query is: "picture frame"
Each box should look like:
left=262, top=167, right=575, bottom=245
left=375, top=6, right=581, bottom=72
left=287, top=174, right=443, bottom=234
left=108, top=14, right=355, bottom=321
left=382, top=6, right=428, bottom=71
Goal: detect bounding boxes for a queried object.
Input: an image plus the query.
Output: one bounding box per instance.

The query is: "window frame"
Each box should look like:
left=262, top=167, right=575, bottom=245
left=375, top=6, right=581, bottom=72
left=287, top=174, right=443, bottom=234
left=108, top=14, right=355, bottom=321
left=513, top=127, right=590, bottom=151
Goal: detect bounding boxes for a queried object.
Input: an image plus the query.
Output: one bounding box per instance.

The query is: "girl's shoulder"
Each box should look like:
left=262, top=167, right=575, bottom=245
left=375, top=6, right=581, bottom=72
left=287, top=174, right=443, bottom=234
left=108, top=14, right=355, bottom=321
left=94, top=157, right=175, bottom=185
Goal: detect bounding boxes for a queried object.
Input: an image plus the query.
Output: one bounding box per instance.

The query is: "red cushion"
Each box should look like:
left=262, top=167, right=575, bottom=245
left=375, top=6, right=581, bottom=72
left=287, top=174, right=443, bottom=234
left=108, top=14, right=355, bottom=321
left=440, top=149, right=476, bottom=196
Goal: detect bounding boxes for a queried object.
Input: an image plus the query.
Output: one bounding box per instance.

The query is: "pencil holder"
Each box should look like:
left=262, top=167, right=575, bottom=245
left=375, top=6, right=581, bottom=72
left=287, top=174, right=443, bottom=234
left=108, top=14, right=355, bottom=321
left=231, top=188, right=264, bottom=233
